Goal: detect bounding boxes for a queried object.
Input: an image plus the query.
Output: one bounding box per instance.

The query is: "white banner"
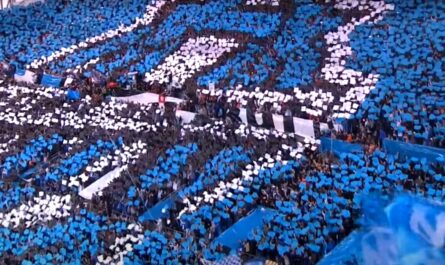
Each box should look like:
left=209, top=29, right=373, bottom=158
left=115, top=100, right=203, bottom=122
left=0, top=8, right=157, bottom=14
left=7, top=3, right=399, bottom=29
left=272, top=114, right=285, bottom=132
left=293, top=117, right=315, bottom=138
left=14, top=70, right=37, bottom=84
left=79, top=166, right=125, bottom=200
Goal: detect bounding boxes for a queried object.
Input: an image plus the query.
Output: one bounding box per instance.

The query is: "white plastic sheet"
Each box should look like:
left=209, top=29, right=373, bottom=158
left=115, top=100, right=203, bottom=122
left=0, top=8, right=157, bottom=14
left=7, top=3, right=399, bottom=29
left=79, top=166, right=125, bottom=200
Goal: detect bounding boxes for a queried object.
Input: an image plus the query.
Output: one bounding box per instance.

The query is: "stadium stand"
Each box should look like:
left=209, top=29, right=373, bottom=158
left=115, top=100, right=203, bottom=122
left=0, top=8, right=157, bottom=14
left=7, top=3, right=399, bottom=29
left=0, top=0, right=444, bottom=264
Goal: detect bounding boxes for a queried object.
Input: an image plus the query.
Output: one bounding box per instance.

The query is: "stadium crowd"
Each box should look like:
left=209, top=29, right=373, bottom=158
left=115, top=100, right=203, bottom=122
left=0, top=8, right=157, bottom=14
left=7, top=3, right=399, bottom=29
left=0, top=0, right=444, bottom=264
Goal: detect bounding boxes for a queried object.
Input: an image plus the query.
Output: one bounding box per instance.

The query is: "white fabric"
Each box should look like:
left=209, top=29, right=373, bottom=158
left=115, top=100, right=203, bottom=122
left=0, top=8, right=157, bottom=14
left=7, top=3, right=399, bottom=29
left=178, top=149, right=312, bottom=218
left=79, top=166, right=126, bottom=200
left=239, top=108, right=248, bottom=124
left=113, top=92, right=184, bottom=105
left=14, top=70, right=37, bottom=84
left=0, top=134, right=19, bottom=155
left=1, top=0, right=43, bottom=9
left=245, top=0, right=279, bottom=6
left=64, top=77, right=74, bottom=87
left=73, top=141, right=147, bottom=197
left=175, top=110, right=196, bottom=124
left=255, top=112, right=264, bottom=126
left=207, top=86, right=333, bottom=118
left=293, top=117, right=315, bottom=138
left=272, top=114, right=285, bottom=132
left=320, top=122, right=330, bottom=133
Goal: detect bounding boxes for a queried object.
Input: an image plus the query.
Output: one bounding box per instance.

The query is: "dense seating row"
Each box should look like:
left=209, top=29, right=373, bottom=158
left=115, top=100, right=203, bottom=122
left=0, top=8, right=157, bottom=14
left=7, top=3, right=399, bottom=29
left=138, top=143, right=198, bottom=189
left=237, top=147, right=445, bottom=264
left=197, top=43, right=277, bottom=90
left=0, top=80, right=316, bottom=263
left=1, top=134, right=63, bottom=177
left=1, top=0, right=445, bottom=264
left=0, top=0, right=152, bottom=66
left=0, top=0, right=392, bottom=137
left=31, top=0, right=281, bottom=81
left=347, top=1, right=445, bottom=148
left=4, top=0, right=443, bottom=152
left=46, top=1, right=167, bottom=73
left=0, top=90, right=442, bottom=264
left=274, top=4, right=341, bottom=90
left=0, top=96, right=314, bottom=264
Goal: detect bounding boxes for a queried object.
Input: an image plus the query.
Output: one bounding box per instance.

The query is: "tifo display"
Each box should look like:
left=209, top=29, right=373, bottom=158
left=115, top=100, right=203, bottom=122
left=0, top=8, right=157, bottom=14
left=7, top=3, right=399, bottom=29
left=0, top=0, right=445, bottom=264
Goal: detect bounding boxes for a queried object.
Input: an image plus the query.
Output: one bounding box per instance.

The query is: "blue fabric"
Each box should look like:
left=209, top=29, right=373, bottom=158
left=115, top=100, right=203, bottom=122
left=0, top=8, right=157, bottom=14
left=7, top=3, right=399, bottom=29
left=318, top=194, right=445, bottom=265
left=139, top=196, right=174, bottom=222
left=317, top=230, right=365, bottom=265
left=41, top=74, right=63, bottom=87
left=383, top=139, right=445, bottom=163
left=320, top=137, right=364, bottom=157
left=197, top=43, right=278, bottom=89
left=67, top=90, right=81, bottom=101
left=0, top=210, right=112, bottom=262
left=197, top=4, right=341, bottom=91
left=213, top=208, right=276, bottom=251
left=275, top=5, right=341, bottom=90
left=14, top=68, right=26, bottom=76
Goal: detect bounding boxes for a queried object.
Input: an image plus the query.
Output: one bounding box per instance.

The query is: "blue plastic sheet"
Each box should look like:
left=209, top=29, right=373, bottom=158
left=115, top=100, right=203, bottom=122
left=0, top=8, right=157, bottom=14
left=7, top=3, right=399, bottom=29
left=213, top=207, right=276, bottom=251
left=317, top=230, right=365, bottom=265
left=67, top=90, right=80, bottom=101
left=320, top=137, right=364, bottom=157
left=14, top=68, right=26, bottom=76
left=139, top=196, right=173, bottom=222
left=41, top=74, right=63, bottom=87
left=318, top=194, right=445, bottom=265
left=383, top=139, right=445, bottom=163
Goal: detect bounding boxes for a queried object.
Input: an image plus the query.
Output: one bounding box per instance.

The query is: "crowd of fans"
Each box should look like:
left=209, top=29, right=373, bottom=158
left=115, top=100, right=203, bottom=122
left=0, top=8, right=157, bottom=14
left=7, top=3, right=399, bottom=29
left=0, top=82, right=319, bottom=264
left=0, top=0, right=444, bottom=264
